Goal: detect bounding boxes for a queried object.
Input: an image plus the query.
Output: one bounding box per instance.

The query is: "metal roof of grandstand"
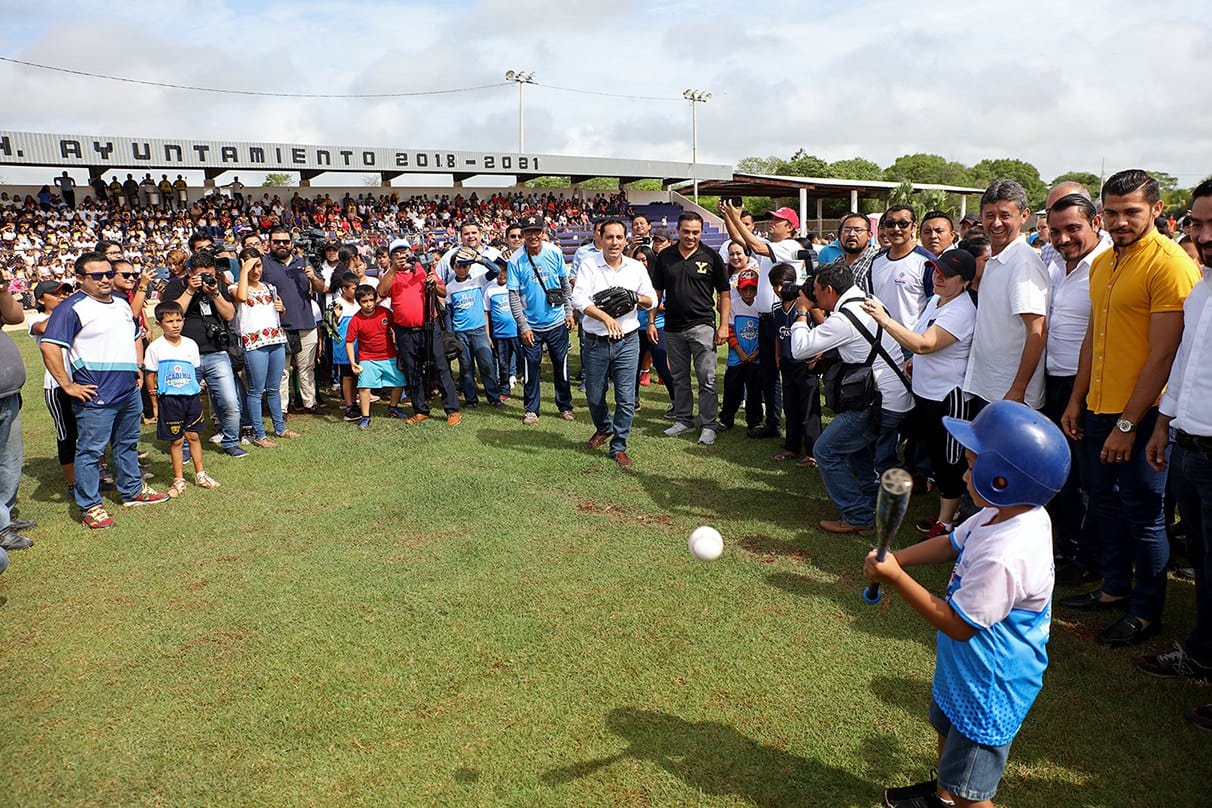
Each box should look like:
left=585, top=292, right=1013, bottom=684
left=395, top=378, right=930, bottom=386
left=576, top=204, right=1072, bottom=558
left=688, top=172, right=986, bottom=198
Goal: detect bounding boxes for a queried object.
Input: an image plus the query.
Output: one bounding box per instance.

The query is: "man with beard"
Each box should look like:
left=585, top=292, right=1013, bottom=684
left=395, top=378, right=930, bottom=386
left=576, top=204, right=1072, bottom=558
left=1139, top=178, right=1212, bottom=729
left=1059, top=169, right=1199, bottom=646
left=437, top=221, right=503, bottom=285
left=258, top=226, right=327, bottom=414
left=834, top=212, right=879, bottom=290
left=1042, top=193, right=1110, bottom=585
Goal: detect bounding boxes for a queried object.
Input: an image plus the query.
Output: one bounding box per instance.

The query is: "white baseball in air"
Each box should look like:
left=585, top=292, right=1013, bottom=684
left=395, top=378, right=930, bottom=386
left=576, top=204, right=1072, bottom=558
left=688, top=526, right=723, bottom=561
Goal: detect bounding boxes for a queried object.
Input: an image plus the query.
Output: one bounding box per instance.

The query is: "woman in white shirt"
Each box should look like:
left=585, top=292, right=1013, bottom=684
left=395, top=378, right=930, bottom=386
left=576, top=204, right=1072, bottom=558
left=862, top=250, right=978, bottom=538
left=230, top=248, right=298, bottom=447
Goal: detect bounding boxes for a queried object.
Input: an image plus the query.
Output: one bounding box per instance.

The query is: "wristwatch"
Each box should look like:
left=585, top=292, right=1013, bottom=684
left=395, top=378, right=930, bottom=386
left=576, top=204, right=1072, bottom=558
left=1116, top=417, right=1136, bottom=433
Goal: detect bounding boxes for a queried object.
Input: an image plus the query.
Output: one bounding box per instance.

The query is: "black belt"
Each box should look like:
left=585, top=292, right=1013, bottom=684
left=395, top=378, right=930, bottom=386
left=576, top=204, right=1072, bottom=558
left=583, top=330, right=636, bottom=343
left=1175, top=430, right=1212, bottom=458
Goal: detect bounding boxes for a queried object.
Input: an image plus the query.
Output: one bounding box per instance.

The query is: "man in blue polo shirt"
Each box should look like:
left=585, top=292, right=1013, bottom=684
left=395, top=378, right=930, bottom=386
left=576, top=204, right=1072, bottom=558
left=447, top=249, right=503, bottom=408
left=508, top=214, right=575, bottom=425
left=259, top=225, right=326, bottom=414
left=41, top=252, right=169, bottom=529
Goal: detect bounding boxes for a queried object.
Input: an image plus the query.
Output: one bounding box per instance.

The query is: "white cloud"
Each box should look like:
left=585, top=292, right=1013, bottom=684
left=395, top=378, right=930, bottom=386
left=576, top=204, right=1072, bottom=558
left=1, top=0, right=1208, bottom=188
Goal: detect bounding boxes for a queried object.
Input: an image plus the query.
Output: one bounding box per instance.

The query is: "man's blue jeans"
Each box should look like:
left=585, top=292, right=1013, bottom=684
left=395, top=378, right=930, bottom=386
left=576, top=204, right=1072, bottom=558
left=815, top=406, right=907, bottom=527
left=456, top=327, right=501, bottom=406
left=243, top=343, right=287, bottom=438
left=582, top=330, right=639, bottom=455
left=1171, top=442, right=1212, bottom=665
left=521, top=323, right=572, bottom=416
left=73, top=388, right=143, bottom=510
left=200, top=351, right=242, bottom=449
left=0, top=393, right=22, bottom=532
left=1083, top=409, right=1169, bottom=622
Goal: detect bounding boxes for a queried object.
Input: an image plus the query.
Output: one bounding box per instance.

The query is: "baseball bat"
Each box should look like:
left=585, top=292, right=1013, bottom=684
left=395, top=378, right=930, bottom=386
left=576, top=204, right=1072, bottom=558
left=863, top=468, right=914, bottom=604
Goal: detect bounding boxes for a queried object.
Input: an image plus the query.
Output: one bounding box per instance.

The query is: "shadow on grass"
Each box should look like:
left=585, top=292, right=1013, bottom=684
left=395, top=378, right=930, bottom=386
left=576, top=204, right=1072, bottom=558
left=630, top=467, right=827, bottom=530
left=541, top=707, right=873, bottom=805
left=766, top=570, right=932, bottom=647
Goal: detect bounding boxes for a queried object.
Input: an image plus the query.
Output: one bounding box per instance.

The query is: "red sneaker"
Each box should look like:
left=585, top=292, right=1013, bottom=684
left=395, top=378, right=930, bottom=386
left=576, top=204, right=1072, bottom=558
left=82, top=505, right=116, bottom=530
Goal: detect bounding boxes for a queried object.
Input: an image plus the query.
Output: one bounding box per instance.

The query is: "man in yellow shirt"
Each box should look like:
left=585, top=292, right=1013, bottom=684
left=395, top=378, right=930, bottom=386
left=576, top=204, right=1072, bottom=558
left=1060, top=169, right=1200, bottom=646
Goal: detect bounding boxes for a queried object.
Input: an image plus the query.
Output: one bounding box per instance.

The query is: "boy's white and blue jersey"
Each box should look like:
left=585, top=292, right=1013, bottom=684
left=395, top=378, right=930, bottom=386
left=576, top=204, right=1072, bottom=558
left=144, top=335, right=202, bottom=396
left=331, top=297, right=359, bottom=365
left=484, top=283, right=517, bottom=338
left=446, top=268, right=490, bottom=332
left=935, top=506, right=1054, bottom=747
left=637, top=293, right=665, bottom=330
left=727, top=290, right=762, bottom=367
left=507, top=243, right=567, bottom=332
left=40, top=291, right=139, bottom=408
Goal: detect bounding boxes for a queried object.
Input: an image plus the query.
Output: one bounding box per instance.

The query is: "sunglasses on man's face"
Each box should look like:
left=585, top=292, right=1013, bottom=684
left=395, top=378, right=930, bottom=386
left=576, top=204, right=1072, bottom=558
left=885, top=220, right=914, bottom=230
left=80, top=270, right=116, bottom=281
left=269, top=239, right=292, bottom=245
left=119, top=272, right=141, bottom=280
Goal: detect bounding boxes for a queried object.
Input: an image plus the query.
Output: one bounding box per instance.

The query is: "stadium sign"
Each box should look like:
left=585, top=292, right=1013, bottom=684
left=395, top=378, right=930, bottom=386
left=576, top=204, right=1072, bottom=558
left=0, top=130, right=731, bottom=180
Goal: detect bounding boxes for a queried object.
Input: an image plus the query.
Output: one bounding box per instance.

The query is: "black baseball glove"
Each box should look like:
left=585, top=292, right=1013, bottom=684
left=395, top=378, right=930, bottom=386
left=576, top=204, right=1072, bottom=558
left=592, top=286, right=639, bottom=318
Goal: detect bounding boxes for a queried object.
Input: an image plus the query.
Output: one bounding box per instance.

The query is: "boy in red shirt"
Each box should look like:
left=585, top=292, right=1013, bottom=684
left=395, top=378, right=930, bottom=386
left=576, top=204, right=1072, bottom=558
left=344, top=285, right=406, bottom=430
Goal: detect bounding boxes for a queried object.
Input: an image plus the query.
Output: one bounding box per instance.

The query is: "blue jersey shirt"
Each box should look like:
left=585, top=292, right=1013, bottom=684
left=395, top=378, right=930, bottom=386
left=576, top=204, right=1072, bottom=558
left=484, top=283, right=517, bottom=338
left=446, top=268, right=490, bottom=332
left=637, top=293, right=666, bottom=330
left=771, top=301, right=802, bottom=362
left=507, top=243, right=567, bottom=332
left=727, top=290, right=762, bottom=367
left=41, top=291, right=140, bottom=408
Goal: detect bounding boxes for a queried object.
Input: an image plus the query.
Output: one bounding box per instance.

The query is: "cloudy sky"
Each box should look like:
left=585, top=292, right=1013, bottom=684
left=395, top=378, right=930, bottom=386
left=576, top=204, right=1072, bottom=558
left=1, top=0, right=1208, bottom=188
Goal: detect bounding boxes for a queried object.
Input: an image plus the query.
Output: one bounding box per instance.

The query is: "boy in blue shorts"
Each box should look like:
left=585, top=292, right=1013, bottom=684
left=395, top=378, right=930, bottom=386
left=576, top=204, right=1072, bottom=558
left=144, top=302, right=220, bottom=497
left=344, top=284, right=405, bottom=430
left=864, top=400, right=1070, bottom=808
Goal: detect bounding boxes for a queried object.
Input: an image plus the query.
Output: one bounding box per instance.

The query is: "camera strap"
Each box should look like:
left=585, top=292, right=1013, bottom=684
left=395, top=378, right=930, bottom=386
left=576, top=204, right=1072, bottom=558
left=837, top=306, right=911, bottom=391
left=527, top=251, right=552, bottom=292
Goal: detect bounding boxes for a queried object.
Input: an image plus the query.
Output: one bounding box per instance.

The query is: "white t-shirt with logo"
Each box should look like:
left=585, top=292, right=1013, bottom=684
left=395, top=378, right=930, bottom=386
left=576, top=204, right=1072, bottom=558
left=911, top=293, right=977, bottom=401
left=869, top=246, right=935, bottom=335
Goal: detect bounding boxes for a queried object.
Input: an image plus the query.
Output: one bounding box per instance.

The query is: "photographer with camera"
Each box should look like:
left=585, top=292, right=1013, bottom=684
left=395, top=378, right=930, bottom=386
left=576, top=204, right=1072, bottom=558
left=259, top=226, right=327, bottom=415
left=162, top=249, right=246, bottom=458
left=377, top=239, right=461, bottom=425
left=507, top=214, right=575, bottom=426
left=721, top=201, right=806, bottom=440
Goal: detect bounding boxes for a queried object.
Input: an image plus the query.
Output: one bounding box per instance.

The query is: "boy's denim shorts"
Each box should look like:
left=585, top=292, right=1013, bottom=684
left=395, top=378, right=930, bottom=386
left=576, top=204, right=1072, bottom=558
left=929, top=698, right=1013, bottom=802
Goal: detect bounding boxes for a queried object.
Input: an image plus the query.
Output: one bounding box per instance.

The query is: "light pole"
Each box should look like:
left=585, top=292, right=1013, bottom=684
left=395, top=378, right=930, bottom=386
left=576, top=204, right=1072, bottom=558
left=683, top=89, right=711, bottom=204
left=505, top=70, right=536, bottom=153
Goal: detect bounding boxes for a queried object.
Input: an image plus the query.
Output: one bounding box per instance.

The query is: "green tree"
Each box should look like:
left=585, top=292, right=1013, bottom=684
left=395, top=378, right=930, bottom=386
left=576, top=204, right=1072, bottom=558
left=828, top=157, right=883, bottom=181
left=778, top=149, right=830, bottom=177
left=263, top=172, right=293, bottom=187
left=736, top=156, right=784, bottom=175
left=525, top=176, right=571, bottom=188
left=883, top=154, right=973, bottom=186
left=968, top=158, right=1048, bottom=208
left=1050, top=171, right=1101, bottom=194
left=624, top=179, right=663, bottom=192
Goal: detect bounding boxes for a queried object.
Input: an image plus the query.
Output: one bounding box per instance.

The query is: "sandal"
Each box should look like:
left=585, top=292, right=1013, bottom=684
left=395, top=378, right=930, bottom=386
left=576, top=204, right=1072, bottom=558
left=795, top=456, right=817, bottom=469
left=168, top=477, right=187, bottom=498
left=252, top=437, right=277, bottom=448
left=772, top=451, right=799, bottom=462
left=275, top=429, right=301, bottom=438
left=194, top=471, right=221, bottom=489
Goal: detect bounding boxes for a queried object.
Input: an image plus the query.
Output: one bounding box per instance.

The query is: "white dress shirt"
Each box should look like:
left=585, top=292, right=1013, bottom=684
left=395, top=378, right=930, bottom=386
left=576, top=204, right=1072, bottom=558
left=1045, top=237, right=1110, bottom=376
left=790, top=285, right=914, bottom=412
left=570, top=252, right=656, bottom=337
left=1160, top=277, right=1212, bottom=436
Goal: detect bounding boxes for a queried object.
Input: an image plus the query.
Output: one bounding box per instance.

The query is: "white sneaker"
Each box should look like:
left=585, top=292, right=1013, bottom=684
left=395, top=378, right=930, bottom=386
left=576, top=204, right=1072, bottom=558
left=698, top=427, right=717, bottom=446
left=664, top=422, right=693, bottom=437
left=509, top=375, right=517, bottom=389
left=209, top=433, right=223, bottom=445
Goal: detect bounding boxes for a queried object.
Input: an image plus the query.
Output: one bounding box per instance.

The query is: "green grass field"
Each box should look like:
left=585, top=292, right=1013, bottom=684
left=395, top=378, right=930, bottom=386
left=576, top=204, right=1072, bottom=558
left=0, top=329, right=1206, bottom=806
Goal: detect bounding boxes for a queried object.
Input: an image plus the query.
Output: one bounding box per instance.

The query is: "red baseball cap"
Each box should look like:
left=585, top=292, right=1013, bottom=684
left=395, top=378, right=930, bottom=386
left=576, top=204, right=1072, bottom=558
left=770, top=207, right=800, bottom=230
left=736, top=269, right=759, bottom=289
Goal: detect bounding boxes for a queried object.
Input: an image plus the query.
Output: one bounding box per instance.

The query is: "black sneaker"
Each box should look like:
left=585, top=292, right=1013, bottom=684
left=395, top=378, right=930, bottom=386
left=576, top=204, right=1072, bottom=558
left=883, top=778, right=951, bottom=807
left=0, top=528, right=34, bottom=551
left=343, top=405, right=361, bottom=422
left=1133, top=642, right=1212, bottom=682
left=8, top=518, right=36, bottom=532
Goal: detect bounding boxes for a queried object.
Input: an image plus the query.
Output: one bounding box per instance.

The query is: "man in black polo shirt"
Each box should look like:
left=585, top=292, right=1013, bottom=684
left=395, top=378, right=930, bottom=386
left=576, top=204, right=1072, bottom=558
left=258, top=226, right=326, bottom=414
left=653, top=212, right=731, bottom=445
left=161, top=251, right=246, bottom=457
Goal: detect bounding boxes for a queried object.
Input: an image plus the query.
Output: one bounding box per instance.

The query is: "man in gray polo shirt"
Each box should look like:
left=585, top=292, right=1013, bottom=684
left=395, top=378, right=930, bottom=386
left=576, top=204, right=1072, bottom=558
left=0, top=265, right=34, bottom=551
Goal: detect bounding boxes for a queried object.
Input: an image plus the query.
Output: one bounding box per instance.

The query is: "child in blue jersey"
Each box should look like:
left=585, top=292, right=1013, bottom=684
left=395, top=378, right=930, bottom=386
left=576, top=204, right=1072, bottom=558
left=447, top=256, right=502, bottom=407
left=144, top=302, right=220, bottom=497
left=769, top=264, right=821, bottom=466
left=327, top=274, right=364, bottom=420
left=865, top=401, right=1070, bottom=808
left=484, top=268, right=519, bottom=399
left=719, top=269, right=762, bottom=432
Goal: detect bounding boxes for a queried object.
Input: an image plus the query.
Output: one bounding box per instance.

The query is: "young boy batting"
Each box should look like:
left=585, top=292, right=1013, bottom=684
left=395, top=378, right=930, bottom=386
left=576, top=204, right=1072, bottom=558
left=864, top=400, right=1070, bottom=808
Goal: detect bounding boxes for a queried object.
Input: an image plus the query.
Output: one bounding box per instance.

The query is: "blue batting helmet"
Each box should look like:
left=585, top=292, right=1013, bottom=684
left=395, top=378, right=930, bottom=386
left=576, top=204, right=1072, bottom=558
left=943, top=400, right=1071, bottom=508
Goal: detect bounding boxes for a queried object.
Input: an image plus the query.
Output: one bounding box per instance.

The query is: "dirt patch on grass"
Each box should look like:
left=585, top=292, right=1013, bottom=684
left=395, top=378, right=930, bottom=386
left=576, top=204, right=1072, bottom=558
left=735, top=534, right=810, bottom=562
left=170, top=629, right=248, bottom=658
left=575, top=499, right=673, bottom=526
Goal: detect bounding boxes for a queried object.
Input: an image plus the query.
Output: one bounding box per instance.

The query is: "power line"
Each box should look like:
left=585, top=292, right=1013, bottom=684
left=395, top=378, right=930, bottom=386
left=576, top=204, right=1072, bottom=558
left=0, top=55, right=695, bottom=103
left=0, top=56, right=508, bottom=98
